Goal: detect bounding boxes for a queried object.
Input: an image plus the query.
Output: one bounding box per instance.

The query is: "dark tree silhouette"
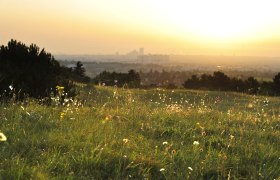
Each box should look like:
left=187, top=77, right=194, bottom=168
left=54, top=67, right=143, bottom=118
left=183, top=71, right=267, bottom=95
left=72, top=61, right=90, bottom=83
left=93, top=69, right=140, bottom=88
left=0, top=39, right=75, bottom=100
left=183, top=75, right=200, bottom=89
left=212, top=71, right=231, bottom=90
left=245, top=77, right=260, bottom=94
left=127, top=69, right=141, bottom=88
left=273, top=72, right=280, bottom=95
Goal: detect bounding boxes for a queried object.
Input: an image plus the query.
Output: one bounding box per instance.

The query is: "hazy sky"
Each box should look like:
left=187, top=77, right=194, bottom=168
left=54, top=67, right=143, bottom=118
left=1, top=0, right=280, bottom=56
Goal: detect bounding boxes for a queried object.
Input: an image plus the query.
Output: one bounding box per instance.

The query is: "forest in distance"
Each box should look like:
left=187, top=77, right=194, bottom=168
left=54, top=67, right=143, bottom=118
left=59, top=57, right=280, bottom=85
left=59, top=59, right=280, bottom=96
left=2, top=39, right=280, bottom=100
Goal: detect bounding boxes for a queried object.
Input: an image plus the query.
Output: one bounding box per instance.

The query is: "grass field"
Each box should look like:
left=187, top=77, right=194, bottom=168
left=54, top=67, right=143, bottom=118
left=0, top=85, right=280, bottom=179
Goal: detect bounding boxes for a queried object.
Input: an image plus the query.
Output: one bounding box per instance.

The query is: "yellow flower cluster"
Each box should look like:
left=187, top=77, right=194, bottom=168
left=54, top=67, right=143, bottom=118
left=56, top=86, right=64, bottom=91
left=56, top=86, right=65, bottom=96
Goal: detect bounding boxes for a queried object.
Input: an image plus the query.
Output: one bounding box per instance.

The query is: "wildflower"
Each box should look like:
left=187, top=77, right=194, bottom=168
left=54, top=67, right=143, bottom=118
left=56, top=86, right=64, bottom=96
left=201, top=131, right=206, bottom=136
left=162, top=141, right=168, bottom=145
left=123, top=138, right=129, bottom=144
left=9, top=85, right=13, bottom=90
left=60, top=112, right=65, bottom=120
left=56, top=86, right=64, bottom=91
left=160, top=168, right=165, bottom=172
left=247, top=103, right=253, bottom=108
left=193, top=141, right=199, bottom=145
left=188, top=167, right=193, bottom=171
left=105, top=115, right=112, bottom=121
left=171, top=149, right=177, bottom=155
left=0, top=132, right=7, bottom=141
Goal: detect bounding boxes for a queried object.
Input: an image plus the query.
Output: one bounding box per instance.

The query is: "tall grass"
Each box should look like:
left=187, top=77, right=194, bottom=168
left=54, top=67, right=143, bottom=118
left=0, top=85, right=279, bottom=179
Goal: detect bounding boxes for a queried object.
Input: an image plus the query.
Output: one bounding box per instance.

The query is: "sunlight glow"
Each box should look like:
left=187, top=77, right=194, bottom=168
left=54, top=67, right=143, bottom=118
left=1, top=0, right=280, bottom=55
left=154, top=0, right=280, bottom=42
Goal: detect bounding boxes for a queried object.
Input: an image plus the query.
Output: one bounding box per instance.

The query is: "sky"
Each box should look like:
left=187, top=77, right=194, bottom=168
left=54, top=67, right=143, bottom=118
left=1, top=0, right=280, bottom=56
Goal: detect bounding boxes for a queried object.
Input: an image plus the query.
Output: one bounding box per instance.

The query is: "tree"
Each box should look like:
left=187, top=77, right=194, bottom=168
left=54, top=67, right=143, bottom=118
left=212, top=71, right=230, bottom=91
left=72, top=61, right=90, bottom=83
left=245, top=77, right=260, bottom=94
left=93, top=70, right=141, bottom=88
left=273, top=72, right=280, bottom=95
left=127, top=69, right=141, bottom=88
left=183, top=75, right=200, bottom=89
left=0, top=39, right=74, bottom=100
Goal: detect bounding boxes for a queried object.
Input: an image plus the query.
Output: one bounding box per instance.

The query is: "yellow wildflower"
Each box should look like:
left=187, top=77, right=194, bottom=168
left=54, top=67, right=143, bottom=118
left=56, top=86, right=64, bottom=91
left=0, top=132, right=7, bottom=141
left=105, top=115, right=112, bottom=121
left=247, top=103, right=253, bottom=108
left=56, top=86, right=65, bottom=96
left=60, top=112, right=65, bottom=120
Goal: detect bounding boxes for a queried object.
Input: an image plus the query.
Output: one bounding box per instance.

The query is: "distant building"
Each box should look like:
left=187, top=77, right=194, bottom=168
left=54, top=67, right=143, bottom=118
left=139, top=48, right=144, bottom=56
left=137, top=54, right=169, bottom=63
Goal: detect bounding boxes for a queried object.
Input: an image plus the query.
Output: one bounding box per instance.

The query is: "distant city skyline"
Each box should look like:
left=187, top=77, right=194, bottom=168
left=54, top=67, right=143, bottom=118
left=1, top=1, right=280, bottom=57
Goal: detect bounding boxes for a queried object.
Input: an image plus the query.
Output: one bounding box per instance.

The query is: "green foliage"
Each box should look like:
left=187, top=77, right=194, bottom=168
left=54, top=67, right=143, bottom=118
left=0, top=86, right=279, bottom=179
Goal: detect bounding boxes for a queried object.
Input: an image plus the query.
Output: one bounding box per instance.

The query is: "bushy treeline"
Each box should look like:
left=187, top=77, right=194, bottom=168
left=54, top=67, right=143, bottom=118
left=138, top=69, right=277, bottom=88
left=183, top=71, right=280, bottom=95
left=139, top=70, right=192, bottom=88
left=0, top=39, right=89, bottom=100
left=93, top=70, right=141, bottom=88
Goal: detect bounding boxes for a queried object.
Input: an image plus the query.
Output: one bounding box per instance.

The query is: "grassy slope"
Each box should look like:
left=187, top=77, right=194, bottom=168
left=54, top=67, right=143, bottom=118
left=0, top=85, right=280, bottom=179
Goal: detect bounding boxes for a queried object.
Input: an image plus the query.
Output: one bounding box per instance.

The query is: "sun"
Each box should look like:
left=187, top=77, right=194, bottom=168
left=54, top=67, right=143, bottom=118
left=155, top=0, right=280, bottom=43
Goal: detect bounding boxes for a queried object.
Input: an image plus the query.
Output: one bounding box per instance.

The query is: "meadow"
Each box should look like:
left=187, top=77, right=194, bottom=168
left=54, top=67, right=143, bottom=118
left=0, top=85, right=279, bottom=179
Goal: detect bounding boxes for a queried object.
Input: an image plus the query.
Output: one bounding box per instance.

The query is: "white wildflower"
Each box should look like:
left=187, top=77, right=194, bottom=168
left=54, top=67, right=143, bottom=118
left=162, top=141, right=168, bottom=145
left=122, top=138, right=129, bottom=144
left=193, top=141, right=199, bottom=145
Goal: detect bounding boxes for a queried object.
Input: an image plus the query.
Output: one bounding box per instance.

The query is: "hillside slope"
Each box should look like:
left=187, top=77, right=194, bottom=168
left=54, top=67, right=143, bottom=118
left=0, top=86, right=279, bottom=179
